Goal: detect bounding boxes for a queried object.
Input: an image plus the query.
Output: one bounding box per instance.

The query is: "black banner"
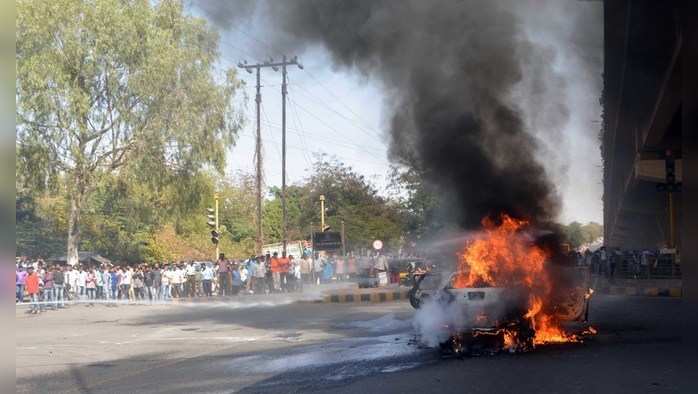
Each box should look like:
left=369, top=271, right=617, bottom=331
left=312, top=231, right=342, bottom=251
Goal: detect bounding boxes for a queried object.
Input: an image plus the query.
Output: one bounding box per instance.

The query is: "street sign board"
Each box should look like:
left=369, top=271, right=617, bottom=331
left=313, top=231, right=342, bottom=251
left=373, top=239, right=383, bottom=250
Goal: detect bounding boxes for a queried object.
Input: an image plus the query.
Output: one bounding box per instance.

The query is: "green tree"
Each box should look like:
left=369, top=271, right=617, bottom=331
left=16, top=0, right=242, bottom=265
left=297, top=156, right=404, bottom=252
left=16, top=193, right=66, bottom=258
left=581, top=222, right=603, bottom=244
left=262, top=185, right=305, bottom=244
left=563, top=221, right=585, bottom=248
left=218, top=172, right=257, bottom=243
left=561, top=221, right=603, bottom=249
left=388, top=165, right=439, bottom=242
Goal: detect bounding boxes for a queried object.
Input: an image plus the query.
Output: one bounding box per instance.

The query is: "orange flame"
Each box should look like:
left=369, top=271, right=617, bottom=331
left=453, top=215, right=547, bottom=289
left=455, top=214, right=576, bottom=346
left=503, top=330, right=516, bottom=349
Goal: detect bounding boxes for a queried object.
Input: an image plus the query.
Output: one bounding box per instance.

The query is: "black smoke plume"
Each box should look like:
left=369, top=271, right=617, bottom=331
left=198, top=0, right=568, bottom=230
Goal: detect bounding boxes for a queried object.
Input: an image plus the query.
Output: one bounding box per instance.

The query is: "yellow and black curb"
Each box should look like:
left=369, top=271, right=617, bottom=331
left=594, top=286, right=682, bottom=297
left=322, top=287, right=411, bottom=303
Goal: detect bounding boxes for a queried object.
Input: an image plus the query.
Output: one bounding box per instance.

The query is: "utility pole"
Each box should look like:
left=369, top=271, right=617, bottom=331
left=238, top=56, right=302, bottom=257
left=320, top=194, right=326, bottom=231
left=281, top=56, right=288, bottom=257
left=215, top=193, right=220, bottom=260
left=341, top=219, right=346, bottom=257
left=278, top=55, right=303, bottom=256
left=254, top=68, right=262, bottom=256
left=238, top=62, right=264, bottom=256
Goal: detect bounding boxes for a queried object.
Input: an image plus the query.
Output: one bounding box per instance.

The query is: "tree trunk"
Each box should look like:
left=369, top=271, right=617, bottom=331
left=66, top=175, right=86, bottom=267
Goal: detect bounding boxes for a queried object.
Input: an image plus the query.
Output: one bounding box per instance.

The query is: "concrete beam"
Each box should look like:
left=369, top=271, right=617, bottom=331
left=641, top=35, right=682, bottom=149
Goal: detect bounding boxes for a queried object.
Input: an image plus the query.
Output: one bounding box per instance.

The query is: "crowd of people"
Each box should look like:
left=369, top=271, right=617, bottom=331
left=18, top=245, right=678, bottom=313
left=573, top=247, right=679, bottom=279
left=14, top=251, right=376, bottom=314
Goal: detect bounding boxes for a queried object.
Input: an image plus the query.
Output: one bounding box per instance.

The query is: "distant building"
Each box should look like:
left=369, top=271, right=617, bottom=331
left=50, top=252, right=111, bottom=266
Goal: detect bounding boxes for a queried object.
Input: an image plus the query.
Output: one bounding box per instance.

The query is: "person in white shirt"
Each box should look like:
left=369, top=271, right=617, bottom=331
left=313, top=257, right=323, bottom=285
left=239, top=264, right=249, bottom=288
left=77, top=268, right=87, bottom=299
left=185, top=263, right=197, bottom=297
left=102, top=269, right=111, bottom=300
left=300, top=256, right=312, bottom=285
left=161, top=266, right=172, bottom=300
left=293, top=258, right=302, bottom=280
left=121, top=268, right=132, bottom=301
left=172, top=266, right=184, bottom=298
left=291, top=256, right=302, bottom=291
left=95, top=268, right=104, bottom=299
left=201, top=264, right=214, bottom=297
left=255, top=258, right=266, bottom=279
left=169, top=267, right=177, bottom=298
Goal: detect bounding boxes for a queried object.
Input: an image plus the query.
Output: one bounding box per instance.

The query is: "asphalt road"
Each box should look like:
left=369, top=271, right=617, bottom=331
left=16, top=293, right=696, bottom=393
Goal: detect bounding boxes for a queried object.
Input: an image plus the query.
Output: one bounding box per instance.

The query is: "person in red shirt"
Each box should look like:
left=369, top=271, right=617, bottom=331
left=270, top=252, right=281, bottom=292
left=278, top=253, right=290, bottom=292
left=25, top=267, right=41, bottom=314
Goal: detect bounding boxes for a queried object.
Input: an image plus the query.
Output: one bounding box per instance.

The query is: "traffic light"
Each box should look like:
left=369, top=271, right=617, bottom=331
left=206, top=207, right=217, bottom=244
left=665, top=150, right=676, bottom=185
left=206, top=208, right=216, bottom=227
left=211, top=230, right=220, bottom=245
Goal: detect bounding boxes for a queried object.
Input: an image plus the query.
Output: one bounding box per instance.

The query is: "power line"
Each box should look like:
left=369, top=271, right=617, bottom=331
left=218, top=37, right=262, bottom=63
left=289, top=97, right=386, bottom=155
left=261, top=92, right=377, bottom=170
left=287, top=94, right=314, bottom=168
left=230, top=64, right=386, bottom=159
left=235, top=130, right=390, bottom=168
left=227, top=65, right=389, bottom=165
left=302, top=69, right=386, bottom=138
left=261, top=119, right=386, bottom=157
left=289, top=80, right=386, bottom=142
left=261, top=104, right=282, bottom=158
left=260, top=102, right=388, bottom=167
left=228, top=24, right=284, bottom=57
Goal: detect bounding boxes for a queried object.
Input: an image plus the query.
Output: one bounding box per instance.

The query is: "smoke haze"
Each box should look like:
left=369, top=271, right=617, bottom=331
left=196, top=0, right=602, bottom=229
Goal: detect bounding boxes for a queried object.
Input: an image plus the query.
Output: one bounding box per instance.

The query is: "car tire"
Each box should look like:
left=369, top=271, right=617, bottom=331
left=408, top=288, right=421, bottom=309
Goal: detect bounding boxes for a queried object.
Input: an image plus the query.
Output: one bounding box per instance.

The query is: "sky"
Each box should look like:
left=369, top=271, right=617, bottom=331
left=192, top=2, right=604, bottom=225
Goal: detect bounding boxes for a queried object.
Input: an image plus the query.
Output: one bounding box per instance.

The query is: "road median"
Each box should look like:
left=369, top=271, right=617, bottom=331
left=321, top=285, right=411, bottom=303
left=593, top=285, right=682, bottom=297
left=592, top=277, right=682, bottom=297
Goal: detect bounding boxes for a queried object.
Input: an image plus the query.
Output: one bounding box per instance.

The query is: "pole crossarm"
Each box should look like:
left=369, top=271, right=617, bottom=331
left=237, top=56, right=303, bottom=71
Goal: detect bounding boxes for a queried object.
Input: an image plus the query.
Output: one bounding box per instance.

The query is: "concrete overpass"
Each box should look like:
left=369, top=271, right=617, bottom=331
left=602, top=0, right=696, bottom=255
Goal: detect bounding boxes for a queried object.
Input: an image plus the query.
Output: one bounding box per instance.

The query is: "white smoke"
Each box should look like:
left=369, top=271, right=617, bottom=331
left=412, top=286, right=520, bottom=348
left=412, top=291, right=466, bottom=348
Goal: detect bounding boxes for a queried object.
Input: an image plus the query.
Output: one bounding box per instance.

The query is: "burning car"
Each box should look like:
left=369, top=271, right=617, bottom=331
left=410, top=214, right=594, bottom=356
left=410, top=270, right=591, bottom=356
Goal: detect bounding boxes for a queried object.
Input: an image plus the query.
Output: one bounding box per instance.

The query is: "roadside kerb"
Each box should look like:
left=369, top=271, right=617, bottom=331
left=322, top=286, right=410, bottom=303
left=594, top=286, right=682, bottom=297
